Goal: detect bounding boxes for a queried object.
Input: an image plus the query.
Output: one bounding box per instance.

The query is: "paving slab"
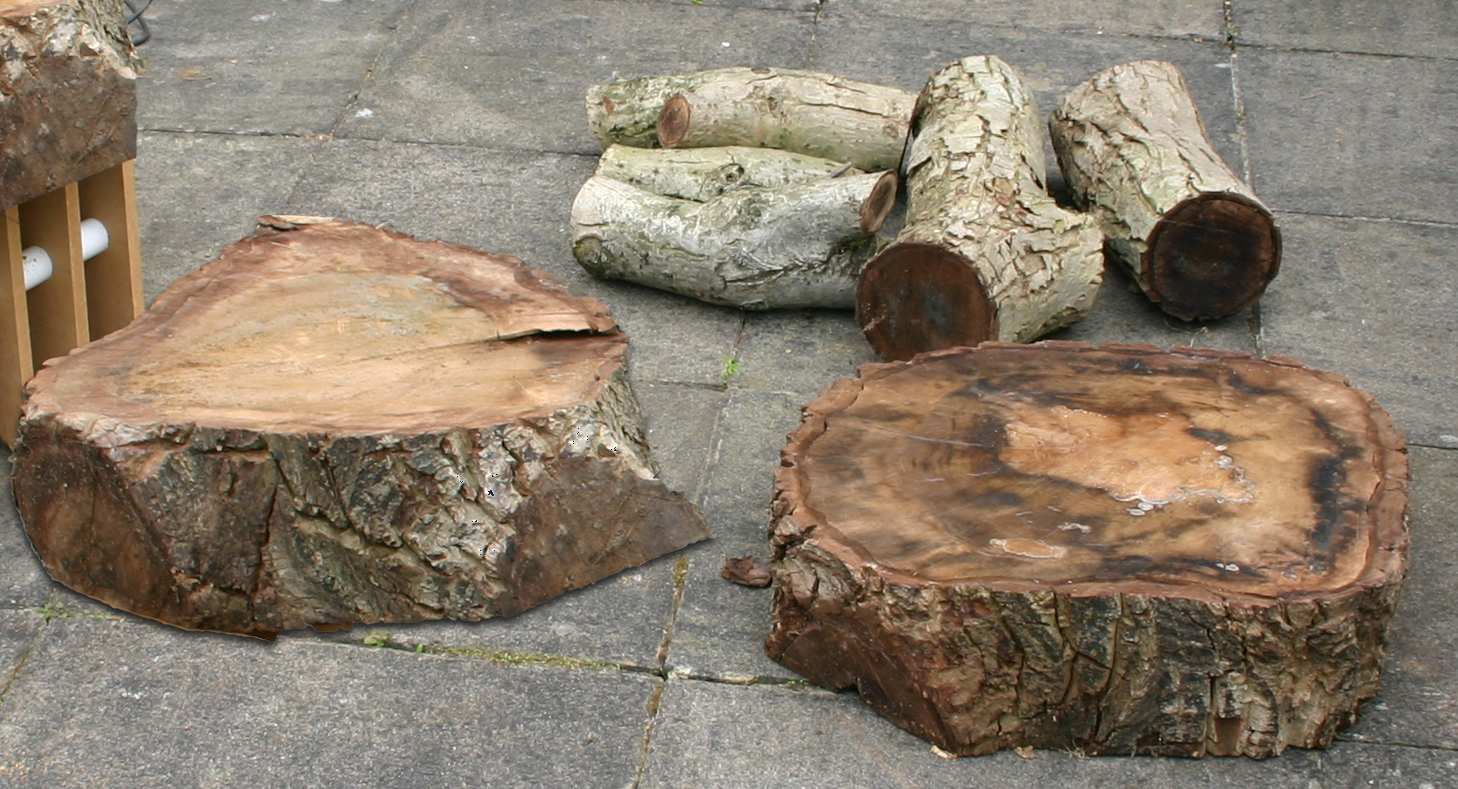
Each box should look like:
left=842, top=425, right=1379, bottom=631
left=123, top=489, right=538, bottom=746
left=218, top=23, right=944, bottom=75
left=1240, top=48, right=1458, bottom=224
left=732, top=310, right=875, bottom=403
left=667, top=392, right=803, bottom=682
left=136, top=0, right=411, bottom=135
left=135, top=131, right=319, bottom=302
left=811, top=8, right=1244, bottom=184
left=0, top=610, right=42, bottom=683
left=642, top=679, right=1458, bottom=787
left=338, top=0, right=815, bottom=154
left=0, top=455, right=50, bottom=610
left=1260, top=213, right=1458, bottom=446
left=823, top=0, right=1224, bottom=40
left=1341, top=447, right=1458, bottom=750
left=1233, top=0, right=1458, bottom=60
left=0, top=618, right=656, bottom=788
left=1052, top=264, right=1257, bottom=353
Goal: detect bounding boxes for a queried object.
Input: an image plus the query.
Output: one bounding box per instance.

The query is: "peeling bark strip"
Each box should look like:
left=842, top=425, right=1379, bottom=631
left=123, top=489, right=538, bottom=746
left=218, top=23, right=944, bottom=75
left=11, top=218, right=709, bottom=637
left=0, top=0, right=138, bottom=209
left=1050, top=60, right=1281, bottom=321
left=856, top=56, right=1104, bottom=362
left=571, top=172, right=896, bottom=310
left=584, top=67, right=915, bottom=172
left=766, top=342, right=1409, bottom=758
left=594, top=145, right=862, bottom=203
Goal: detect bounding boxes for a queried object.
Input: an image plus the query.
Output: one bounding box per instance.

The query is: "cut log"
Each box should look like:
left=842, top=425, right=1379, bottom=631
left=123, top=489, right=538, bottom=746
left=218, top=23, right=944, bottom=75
left=766, top=342, right=1409, bottom=758
left=584, top=67, right=915, bottom=172
left=1049, top=61, right=1281, bottom=321
left=0, top=0, right=138, bottom=210
left=11, top=217, right=710, bottom=638
left=571, top=171, right=896, bottom=310
left=856, top=56, right=1104, bottom=362
left=595, top=145, right=861, bottom=203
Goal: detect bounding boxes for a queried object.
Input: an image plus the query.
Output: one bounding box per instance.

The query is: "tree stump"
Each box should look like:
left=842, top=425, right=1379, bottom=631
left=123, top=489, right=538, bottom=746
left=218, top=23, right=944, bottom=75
left=1049, top=61, right=1281, bottom=321
left=594, top=145, right=861, bottom=203
left=11, top=217, right=709, bottom=638
left=1, top=0, right=138, bottom=210
left=766, top=342, right=1409, bottom=758
left=856, top=56, right=1104, bottom=362
left=586, top=68, right=916, bottom=172
left=571, top=171, right=896, bottom=310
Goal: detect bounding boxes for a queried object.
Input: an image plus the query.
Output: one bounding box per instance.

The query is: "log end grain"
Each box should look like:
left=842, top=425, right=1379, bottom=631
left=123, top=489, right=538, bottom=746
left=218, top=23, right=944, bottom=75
left=854, top=242, right=996, bottom=361
left=1146, top=192, right=1282, bottom=321
left=656, top=93, right=692, bottom=148
left=857, top=171, right=898, bottom=234
left=766, top=342, right=1409, bottom=758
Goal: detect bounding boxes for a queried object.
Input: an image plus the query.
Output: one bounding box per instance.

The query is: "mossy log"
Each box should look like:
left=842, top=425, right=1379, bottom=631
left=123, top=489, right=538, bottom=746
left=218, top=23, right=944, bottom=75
left=11, top=217, right=709, bottom=637
left=856, top=56, right=1104, bottom=361
left=587, top=67, right=915, bottom=171
left=1050, top=60, right=1281, bottom=321
left=571, top=171, right=896, bottom=310
left=594, top=145, right=861, bottom=203
left=766, top=342, right=1409, bottom=758
left=0, top=0, right=138, bottom=209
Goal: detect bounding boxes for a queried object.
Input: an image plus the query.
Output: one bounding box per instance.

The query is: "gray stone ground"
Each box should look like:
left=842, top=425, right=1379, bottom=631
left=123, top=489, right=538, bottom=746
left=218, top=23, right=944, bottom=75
left=2, top=0, right=1456, bottom=786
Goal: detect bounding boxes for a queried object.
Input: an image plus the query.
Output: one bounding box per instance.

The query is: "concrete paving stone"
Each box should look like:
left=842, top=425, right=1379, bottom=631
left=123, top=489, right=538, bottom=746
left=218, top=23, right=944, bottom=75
left=136, top=0, right=412, bottom=135
left=135, top=131, right=319, bottom=302
left=668, top=391, right=805, bottom=682
left=823, top=0, right=1225, bottom=40
left=1233, top=0, right=1458, bottom=60
left=1342, top=447, right=1458, bottom=750
left=1260, top=213, right=1458, bottom=446
left=0, top=455, right=50, bottom=611
left=1240, top=48, right=1458, bottom=224
left=0, top=610, right=42, bottom=682
left=732, top=310, right=876, bottom=404
left=337, top=0, right=815, bottom=153
left=286, top=138, right=745, bottom=386
left=811, top=8, right=1244, bottom=183
left=1051, top=263, right=1258, bottom=353
left=0, top=618, right=656, bottom=788
left=642, top=679, right=1458, bottom=788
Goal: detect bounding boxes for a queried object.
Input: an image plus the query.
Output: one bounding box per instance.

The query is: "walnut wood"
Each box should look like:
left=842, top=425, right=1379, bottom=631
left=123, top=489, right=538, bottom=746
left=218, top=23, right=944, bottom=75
left=767, top=342, right=1408, bottom=758
left=12, top=218, right=709, bottom=637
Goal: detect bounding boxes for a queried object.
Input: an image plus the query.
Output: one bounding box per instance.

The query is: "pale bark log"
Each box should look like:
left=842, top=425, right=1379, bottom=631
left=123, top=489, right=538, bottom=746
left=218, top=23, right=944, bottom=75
left=767, top=342, right=1409, bottom=758
left=571, top=172, right=896, bottom=310
left=584, top=68, right=915, bottom=171
left=0, top=0, right=138, bottom=209
left=1049, top=60, right=1280, bottom=321
left=594, top=145, right=860, bottom=202
left=856, top=56, right=1104, bottom=361
left=12, top=218, right=709, bottom=637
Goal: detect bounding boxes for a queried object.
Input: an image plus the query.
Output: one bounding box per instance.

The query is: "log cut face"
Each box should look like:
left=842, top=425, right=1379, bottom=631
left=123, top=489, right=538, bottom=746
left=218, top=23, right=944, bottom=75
left=1050, top=61, right=1280, bottom=321
left=766, top=342, right=1409, bottom=758
left=0, top=0, right=138, bottom=209
left=857, top=56, right=1104, bottom=361
left=11, top=218, right=709, bottom=637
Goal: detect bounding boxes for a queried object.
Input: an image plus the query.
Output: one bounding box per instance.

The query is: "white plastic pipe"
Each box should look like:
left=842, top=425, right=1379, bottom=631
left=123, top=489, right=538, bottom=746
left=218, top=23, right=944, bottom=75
left=21, top=218, right=110, bottom=291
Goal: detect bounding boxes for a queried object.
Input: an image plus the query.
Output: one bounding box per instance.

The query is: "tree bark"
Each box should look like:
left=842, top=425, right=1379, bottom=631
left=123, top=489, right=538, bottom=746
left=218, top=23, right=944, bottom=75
left=856, top=56, right=1104, bottom=362
left=595, top=145, right=861, bottom=203
left=1049, top=60, right=1281, bottom=321
left=0, top=0, right=138, bottom=209
left=585, top=68, right=916, bottom=171
left=571, top=172, right=896, bottom=310
left=11, top=217, right=709, bottom=638
left=766, top=341, right=1409, bottom=759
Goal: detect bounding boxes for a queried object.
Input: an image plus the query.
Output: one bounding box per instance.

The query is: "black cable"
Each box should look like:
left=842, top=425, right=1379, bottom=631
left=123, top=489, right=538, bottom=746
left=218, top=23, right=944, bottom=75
left=124, top=0, right=153, bottom=47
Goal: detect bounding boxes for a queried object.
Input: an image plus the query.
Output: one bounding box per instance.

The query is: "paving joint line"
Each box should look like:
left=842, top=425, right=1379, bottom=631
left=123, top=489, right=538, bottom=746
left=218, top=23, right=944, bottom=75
left=630, top=679, right=667, bottom=788
left=1272, top=208, right=1458, bottom=230
left=0, top=618, right=45, bottom=710
left=1233, top=40, right=1458, bottom=64
left=1335, top=735, right=1458, bottom=754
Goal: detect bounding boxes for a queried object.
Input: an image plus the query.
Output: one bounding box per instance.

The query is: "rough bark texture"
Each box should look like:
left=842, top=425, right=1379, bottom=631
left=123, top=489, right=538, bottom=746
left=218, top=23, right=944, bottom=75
left=0, top=0, right=138, bottom=210
left=571, top=171, right=895, bottom=310
left=766, top=342, right=1409, bottom=759
left=1050, top=60, right=1281, bottom=321
left=585, top=67, right=915, bottom=171
left=856, top=56, right=1104, bottom=362
left=11, top=217, right=709, bottom=638
left=594, top=144, right=861, bottom=203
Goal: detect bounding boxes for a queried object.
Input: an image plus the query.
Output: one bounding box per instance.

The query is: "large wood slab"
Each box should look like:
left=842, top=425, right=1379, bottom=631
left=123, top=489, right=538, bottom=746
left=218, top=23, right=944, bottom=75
left=767, top=341, right=1408, bottom=758
left=11, top=217, right=709, bottom=637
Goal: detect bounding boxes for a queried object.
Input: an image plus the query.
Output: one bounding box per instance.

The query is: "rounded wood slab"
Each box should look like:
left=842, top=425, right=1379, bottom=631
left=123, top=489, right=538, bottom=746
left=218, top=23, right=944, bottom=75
left=12, top=217, right=709, bottom=637
left=767, top=342, right=1408, bottom=758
